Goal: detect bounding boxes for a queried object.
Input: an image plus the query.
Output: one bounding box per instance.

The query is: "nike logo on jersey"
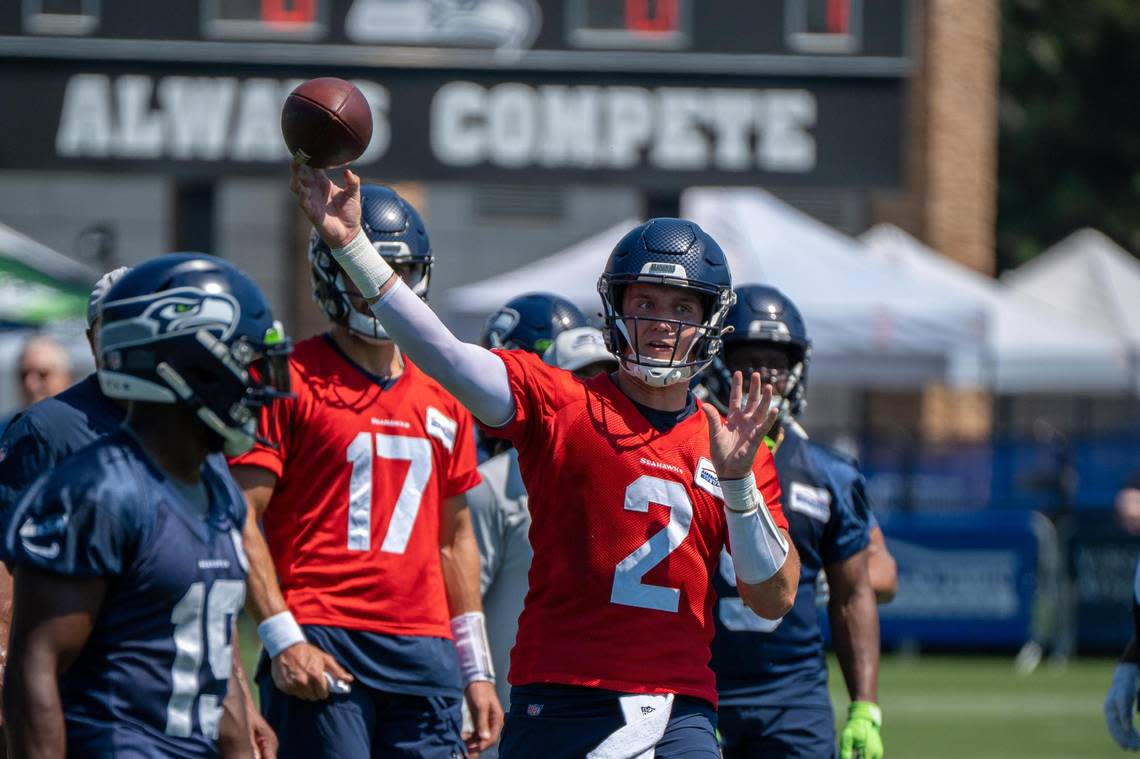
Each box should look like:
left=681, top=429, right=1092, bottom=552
left=18, top=512, right=68, bottom=560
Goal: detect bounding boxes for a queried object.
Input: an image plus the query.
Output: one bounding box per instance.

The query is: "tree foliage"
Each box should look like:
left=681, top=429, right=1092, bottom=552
left=997, top=0, right=1140, bottom=271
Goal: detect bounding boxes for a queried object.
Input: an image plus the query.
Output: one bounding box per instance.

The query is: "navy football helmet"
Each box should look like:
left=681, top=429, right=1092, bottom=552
left=706, top=284, right=811, bottom=422
left=597, top=218, right=735, bottom=387
left=98, top=254, right=292, bottom=456
left=480, top=292, right=588, bottom=354
left=309, top=184, right=432, bottom=342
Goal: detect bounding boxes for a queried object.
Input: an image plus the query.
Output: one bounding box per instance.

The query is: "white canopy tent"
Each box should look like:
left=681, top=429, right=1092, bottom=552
left=446, top=218, right=638, bottom=340
left=1002, top=228, right=1140, bottom=354
left=448, top=189, right=988, bottom=388
left=681, top=188, right=986, bottom=387
left=862, top=225, right=1135, bottom=394
left=0, top=222, right=97, bottom=285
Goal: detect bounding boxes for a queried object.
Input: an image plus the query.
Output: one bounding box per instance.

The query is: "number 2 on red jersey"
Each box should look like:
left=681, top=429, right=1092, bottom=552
left=610, top=475, right=694, bottom=613
left=345, top=432, right=432, bottom=554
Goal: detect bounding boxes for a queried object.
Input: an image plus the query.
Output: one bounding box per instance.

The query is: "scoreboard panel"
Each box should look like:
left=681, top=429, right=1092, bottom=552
left=0, top=0, right=911, bottom=187
left=203, top=0, right=327, bottom=40
left=0, top=0, right=910, bottom=74
left=566, top=0, right=691, bottom=49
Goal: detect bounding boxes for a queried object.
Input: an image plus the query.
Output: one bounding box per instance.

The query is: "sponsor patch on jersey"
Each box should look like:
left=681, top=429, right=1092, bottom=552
left=527, top=703, right=543, bottom=717
left=425, top=406, right=458, bottom=452
left=789, top=481, right=831, bottom=523
left=693, top=457, right=723, bottom=500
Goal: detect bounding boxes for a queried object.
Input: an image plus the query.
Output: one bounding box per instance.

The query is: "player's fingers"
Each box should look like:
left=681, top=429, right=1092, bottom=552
left=743, top=373, right=763, bottom=416
left=838, top=729, right=854, bottom=759
left=761, top=404, right=779, bottom=434
left=308, top=669, right=330, bottom=700
left=728, top=370, right=743, bottom=412
left=491, top=699, right=505, bottom=738
left=255, top=729, right=278, bottom=759
left=745, top=379, right=770, bottom=419
left=320, top=651, right=355, bottom=682
left=701, top=403, right=723, bottom=438
left=475, top=700, right=493, bottom=743
left=344, top=169, right=361, bottom=194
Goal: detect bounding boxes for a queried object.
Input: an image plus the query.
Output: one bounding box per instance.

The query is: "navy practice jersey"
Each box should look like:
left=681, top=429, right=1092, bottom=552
left=711, top=426, right=871, bottom=707
left=4, top=429, right=248, bottom=758
left=0, top=374, right=124, bottom=521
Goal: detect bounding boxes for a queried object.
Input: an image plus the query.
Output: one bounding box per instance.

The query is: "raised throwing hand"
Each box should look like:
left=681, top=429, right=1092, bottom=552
left=289, top=163, right=362, bottom=249
left=701, top=370, right=779, bottom=481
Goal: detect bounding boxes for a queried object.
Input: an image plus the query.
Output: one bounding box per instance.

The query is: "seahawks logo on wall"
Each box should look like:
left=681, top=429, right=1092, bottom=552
left=345, top=0, right=541, bottom=52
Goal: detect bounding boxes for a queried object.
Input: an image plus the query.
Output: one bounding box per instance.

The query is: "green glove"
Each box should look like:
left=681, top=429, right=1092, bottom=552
left=839, top=701, right=883, bottom=759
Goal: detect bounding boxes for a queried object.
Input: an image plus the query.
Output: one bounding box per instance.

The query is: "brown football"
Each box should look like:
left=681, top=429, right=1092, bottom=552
left=281, top=78, right=373, bottom=169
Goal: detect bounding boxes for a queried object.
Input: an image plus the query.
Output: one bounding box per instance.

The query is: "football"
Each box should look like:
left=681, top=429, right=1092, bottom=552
left=281, top=78, right=373, bottom=169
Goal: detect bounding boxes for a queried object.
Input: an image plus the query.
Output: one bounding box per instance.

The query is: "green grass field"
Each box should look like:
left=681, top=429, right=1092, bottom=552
left=827, top=654, right=1121, bottom=759
left=240, top=621, right=1122, bottom=758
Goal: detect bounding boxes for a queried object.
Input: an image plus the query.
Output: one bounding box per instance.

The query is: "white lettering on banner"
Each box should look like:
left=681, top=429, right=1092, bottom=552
left=879, top=539, right=1020, bottom=620
left=55, top=74, right=390, bottom=163
left=430, top=82, right=818, bottom=172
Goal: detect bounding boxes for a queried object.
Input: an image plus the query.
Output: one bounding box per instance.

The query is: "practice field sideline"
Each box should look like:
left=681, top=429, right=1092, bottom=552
left=827, top=655, right=1119, bottom=758
left=239, top=617, right=1118, bottom=758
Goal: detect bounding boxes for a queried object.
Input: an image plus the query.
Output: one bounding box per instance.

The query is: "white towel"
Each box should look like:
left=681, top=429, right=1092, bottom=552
left=587, top=693, right=674, bottom=759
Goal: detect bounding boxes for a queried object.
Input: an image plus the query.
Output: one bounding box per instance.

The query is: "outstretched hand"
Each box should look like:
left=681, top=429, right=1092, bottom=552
left=701, top=371, right=779, bottom=481
left=289, top=163, right=362, bottom=249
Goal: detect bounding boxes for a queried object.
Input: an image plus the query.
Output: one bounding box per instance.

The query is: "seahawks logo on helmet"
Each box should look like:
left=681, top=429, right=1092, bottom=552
left=102, top=288, right=241, bottom=352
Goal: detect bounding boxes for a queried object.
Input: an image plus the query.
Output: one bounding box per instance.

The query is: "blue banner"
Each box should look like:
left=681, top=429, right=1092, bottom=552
left=876, top=512, right=1039, bottom=649
left=1070, top=516, right=1140, bottom=652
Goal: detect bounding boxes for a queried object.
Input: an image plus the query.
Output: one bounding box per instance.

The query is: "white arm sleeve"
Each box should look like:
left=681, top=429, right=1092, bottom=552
left=721, top=473, right=790, bottom=584
left=328, top=228, right=514, bottom=426
left=369, top=278, right=515, bottom=427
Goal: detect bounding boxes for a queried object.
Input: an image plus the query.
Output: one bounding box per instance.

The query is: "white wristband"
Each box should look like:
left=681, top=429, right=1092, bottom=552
left=331, top=228, right=393, bottom=299
left=258, top=611, right=306, bottom=658
left=451, top=612, right=495, bottom=685
left=722, top=473, right=790, bottom=584
left=720, top=472, right=764, bottom=514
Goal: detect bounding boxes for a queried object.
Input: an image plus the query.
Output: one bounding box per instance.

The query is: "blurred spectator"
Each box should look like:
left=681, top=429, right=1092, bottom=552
left=16, top=334, right=72, bottom=407
left=1115, top=478, right=1140, bottom=535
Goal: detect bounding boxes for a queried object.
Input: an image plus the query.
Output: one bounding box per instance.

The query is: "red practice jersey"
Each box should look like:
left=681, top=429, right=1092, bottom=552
left=231, top=335, right=482, bottom=637
left=482, top=350, right=786, bottom=705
